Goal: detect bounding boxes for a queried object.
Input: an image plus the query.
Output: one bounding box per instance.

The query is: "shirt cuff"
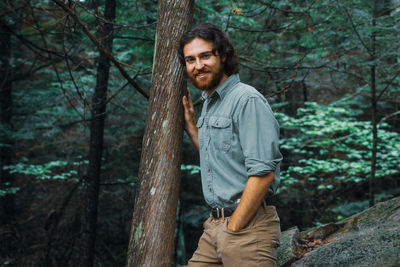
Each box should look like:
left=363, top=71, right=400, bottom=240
left=245, top=157, right=281, bottom=177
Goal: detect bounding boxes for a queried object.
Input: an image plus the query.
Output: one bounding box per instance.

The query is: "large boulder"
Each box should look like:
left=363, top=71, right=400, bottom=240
left=277, top=196, right=400, bottom=266
left=276, top=227, right=300, bottom=267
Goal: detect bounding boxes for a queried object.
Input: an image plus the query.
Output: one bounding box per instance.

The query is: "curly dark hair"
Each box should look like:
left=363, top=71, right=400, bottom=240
left=178, top=23, right=239, bottom=75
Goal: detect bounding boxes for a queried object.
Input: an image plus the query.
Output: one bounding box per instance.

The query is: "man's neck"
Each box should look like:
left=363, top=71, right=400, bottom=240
left=206, top=73, right=229, bottom=96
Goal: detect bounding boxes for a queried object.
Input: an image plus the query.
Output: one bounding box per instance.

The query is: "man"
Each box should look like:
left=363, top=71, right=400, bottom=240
left=179, top=23, right=282, bottom=266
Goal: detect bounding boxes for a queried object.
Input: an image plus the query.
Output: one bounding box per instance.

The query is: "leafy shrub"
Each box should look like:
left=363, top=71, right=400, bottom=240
left=276, top=101, right=400, bottom=192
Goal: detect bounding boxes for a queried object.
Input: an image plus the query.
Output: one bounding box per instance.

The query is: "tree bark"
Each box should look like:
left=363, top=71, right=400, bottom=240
left=0, top=21, right=14, bottom=222
left=85, top=0, right=116, bottom=265
left=369, top=0, right=377, bottom=207
left=126, top=1, right=194, bottom=266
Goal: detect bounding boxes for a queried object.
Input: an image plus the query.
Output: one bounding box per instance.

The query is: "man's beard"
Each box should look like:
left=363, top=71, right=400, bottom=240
left=189, top=67, right=225, bottom=92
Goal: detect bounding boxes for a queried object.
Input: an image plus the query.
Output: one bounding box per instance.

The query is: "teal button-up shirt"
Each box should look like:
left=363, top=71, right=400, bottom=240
left=197, top=74, right=282, bottom=208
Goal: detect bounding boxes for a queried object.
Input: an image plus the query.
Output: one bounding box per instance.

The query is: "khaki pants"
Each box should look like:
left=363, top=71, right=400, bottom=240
left=188, top=205, right=280, bottom=267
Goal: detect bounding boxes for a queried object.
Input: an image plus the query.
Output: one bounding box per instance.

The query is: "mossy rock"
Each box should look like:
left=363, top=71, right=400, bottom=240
left=278, top=197, right=400, bottom=267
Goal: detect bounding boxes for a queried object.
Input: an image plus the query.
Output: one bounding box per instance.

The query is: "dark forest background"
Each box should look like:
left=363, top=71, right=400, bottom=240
left=1, top=0, right=399, bottom=266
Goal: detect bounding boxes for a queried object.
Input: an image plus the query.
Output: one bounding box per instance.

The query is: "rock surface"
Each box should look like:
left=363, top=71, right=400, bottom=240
left=276, top=227, right=300, bottom=267
left=277, top=197, right=400, bottom=267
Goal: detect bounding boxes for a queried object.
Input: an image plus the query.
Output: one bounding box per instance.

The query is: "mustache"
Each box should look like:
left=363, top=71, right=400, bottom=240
left=194, top=69, right=210, bottom=76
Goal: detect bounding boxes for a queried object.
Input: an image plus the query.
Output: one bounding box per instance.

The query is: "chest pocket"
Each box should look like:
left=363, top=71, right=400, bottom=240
left=209, top=116, right=232, bottom=152
left=196, top=116, right=205, bottom=148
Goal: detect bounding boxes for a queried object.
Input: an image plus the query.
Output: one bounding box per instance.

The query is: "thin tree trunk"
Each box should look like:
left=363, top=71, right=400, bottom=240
left=126, top=1, right=194, bottom=266
left=369, top=0, right=377, bottom=207
left=85, top=0, right=116, bottom=265
left=0, top=21, right=14, bottom=222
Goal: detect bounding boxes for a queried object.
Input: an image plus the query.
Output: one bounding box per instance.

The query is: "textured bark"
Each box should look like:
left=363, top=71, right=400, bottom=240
left=126, top=1, right=194, bottom=266
left=85, top=0, right=116, bottom=266
left=0, top=21, right=14, bottom=221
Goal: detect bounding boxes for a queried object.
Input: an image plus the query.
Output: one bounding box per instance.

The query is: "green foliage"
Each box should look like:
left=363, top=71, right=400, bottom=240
left=0, top=183, right=20, bottom=197
left=3, top=157, right=87, bottom=181
left=2, top=0, right=400, bottom=265
left=181, top=164, right=201, bottom=175
left=276, top=101, right=400, bottom=191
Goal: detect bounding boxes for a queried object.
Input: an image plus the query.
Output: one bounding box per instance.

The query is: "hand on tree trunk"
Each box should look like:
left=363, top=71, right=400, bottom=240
left=182, top=88, right=199, bottom=151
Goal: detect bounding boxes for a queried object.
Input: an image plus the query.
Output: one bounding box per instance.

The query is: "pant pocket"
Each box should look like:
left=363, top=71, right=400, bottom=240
left=218, top=210, right=280, bottom=267
left=219, top=226, right=258, bottom=266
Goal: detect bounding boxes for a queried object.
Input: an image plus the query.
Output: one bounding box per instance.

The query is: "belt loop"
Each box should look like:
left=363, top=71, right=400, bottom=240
left=222, top=208, right=225, bottom=220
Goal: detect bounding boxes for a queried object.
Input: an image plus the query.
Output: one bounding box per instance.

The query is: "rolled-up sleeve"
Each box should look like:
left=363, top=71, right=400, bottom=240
left=236, top=96, right=282, bottom=178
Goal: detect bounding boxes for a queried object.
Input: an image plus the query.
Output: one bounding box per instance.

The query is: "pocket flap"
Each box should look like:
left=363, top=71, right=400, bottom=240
left=209, top=116, right=231, bottom=128
left=196, top=116, right=204, bottom=128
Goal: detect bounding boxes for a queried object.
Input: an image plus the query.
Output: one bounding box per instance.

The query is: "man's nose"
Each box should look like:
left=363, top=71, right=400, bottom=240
left=194, top=58, right=204, bottom=70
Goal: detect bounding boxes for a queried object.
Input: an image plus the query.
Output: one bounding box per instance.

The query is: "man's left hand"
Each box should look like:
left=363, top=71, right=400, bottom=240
left=227, top=219, right=241, bottom=232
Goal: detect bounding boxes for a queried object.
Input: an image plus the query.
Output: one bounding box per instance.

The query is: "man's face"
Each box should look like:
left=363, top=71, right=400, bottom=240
left=183, top=37, right=228, bottom=94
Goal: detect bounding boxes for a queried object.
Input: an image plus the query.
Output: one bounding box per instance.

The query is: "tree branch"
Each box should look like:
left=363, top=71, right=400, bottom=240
left=255, top=0, right=314, bottom=15
left=341, top=4, right=372, bottom=57
left=51, top=0, right=149, bottom=99
left=114, top=35, right=154, bottom=42
left=61, top=15, right=90, bottom=108
left=376, top=69, right=400, bottom=102
left=74, top=1, right=156, bottom=29
left=10, top=58, right=63, bottom=82
left=0, top=21, right=65, bottom=59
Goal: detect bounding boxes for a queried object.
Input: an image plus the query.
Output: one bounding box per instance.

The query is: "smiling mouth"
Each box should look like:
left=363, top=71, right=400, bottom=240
left=196, top=73, right=209, bottom=80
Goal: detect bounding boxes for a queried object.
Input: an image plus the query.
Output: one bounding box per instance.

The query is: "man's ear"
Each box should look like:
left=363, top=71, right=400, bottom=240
left=221, top=54, right=227, bottom=63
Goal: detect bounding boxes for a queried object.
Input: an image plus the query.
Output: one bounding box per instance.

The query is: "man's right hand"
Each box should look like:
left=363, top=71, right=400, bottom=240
left=182, top=88, right=199, bottom=151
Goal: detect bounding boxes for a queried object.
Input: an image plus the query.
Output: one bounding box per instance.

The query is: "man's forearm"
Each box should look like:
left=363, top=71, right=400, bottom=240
left=227, top=172, right=274, bottom=232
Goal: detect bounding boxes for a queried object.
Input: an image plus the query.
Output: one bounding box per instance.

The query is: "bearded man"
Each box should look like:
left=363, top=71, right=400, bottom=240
left=179, top=23, right=282, bottom=266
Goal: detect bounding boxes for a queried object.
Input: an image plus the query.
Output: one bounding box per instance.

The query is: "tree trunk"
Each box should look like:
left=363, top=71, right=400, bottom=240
left=0, top=21, right=14, bottom=222
left=126, top=1, right=194, bottom=266
left=369, top=0, right=377, bottom=208
left=85, top=0, right=116, bottom=265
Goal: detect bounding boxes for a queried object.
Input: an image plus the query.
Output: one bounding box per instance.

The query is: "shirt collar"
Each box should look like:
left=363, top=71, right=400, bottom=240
left=201, top=74, right=240, bottom=100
